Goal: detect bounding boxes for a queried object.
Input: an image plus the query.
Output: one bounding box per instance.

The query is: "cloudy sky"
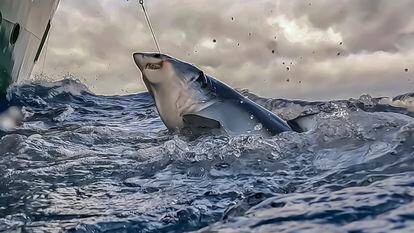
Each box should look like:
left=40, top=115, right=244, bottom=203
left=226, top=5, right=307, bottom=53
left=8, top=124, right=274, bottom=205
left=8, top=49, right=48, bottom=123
left=32, top=0, right=414, bottom=100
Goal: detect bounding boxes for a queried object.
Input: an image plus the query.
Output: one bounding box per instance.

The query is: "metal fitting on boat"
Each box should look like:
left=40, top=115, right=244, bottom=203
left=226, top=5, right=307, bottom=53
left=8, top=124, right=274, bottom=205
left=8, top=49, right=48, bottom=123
left=10, top=23, right=20, bottom=45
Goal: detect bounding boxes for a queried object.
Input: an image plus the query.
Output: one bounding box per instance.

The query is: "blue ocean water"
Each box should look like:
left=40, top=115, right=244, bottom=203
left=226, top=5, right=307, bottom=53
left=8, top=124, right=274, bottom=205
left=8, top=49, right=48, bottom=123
left=0, top=79, right=413, bottom=232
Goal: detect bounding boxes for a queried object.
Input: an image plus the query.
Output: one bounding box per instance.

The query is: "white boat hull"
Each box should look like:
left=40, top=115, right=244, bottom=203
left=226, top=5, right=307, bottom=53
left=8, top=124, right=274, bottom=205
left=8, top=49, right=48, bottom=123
left=0, top=0, right=60, bottom=98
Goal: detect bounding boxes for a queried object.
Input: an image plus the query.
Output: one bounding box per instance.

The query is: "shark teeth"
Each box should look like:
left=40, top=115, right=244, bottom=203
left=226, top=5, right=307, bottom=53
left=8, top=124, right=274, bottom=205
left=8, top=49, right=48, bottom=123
left=145, top=62, right=162, bottom=70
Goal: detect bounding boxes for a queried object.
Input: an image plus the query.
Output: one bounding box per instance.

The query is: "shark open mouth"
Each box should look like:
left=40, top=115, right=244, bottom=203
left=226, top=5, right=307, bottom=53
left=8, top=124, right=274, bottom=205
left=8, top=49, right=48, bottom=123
left=145, top=62, right=163, bottom=70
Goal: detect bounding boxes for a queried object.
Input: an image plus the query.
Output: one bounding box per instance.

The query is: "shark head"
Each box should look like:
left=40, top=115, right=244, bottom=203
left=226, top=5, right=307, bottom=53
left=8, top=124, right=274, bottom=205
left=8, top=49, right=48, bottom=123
left=133, top=52, right=208, bottom=92
left=133, top=52, right=213, bottom=129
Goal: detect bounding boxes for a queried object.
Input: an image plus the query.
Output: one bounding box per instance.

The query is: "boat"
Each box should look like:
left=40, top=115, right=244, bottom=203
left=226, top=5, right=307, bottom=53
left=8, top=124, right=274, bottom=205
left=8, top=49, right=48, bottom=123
left=0, top=0, right=60, bottom=109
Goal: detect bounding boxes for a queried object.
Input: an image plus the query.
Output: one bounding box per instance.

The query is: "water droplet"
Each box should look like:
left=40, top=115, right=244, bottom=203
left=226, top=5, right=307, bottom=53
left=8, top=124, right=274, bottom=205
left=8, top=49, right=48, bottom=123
left=250, top=115, right=254, bottom=120
left=240, top=100, right=244, bottom=104
left=254, top=123, right=263, bottom=131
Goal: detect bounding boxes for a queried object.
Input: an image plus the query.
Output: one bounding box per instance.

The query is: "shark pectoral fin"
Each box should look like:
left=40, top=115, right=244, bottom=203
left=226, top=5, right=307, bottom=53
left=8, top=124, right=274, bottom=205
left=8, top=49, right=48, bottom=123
left=182, top=114, right=221, bottom=129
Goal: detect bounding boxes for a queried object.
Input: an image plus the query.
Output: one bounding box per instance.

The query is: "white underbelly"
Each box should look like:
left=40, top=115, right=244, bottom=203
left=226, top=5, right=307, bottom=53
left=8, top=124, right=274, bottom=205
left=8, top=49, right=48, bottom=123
left=152, top=85, right=214, bottom=130
left=155, top=98, right=183, bottom=129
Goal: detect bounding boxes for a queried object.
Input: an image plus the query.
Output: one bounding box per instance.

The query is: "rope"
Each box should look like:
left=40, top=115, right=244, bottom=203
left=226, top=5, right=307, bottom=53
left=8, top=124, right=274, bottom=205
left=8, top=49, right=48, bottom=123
left=139, top=0, right=161, bottom=54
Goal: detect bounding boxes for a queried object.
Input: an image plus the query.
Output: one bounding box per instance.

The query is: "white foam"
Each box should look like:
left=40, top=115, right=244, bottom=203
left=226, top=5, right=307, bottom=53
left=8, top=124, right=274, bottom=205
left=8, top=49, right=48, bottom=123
left=0, top=107, right=23, bottom=131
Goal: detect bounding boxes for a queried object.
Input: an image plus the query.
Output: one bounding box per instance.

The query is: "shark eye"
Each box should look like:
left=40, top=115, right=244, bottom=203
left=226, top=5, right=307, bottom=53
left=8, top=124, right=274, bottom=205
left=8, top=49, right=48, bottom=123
left=145, top=62, right=163, bottom=70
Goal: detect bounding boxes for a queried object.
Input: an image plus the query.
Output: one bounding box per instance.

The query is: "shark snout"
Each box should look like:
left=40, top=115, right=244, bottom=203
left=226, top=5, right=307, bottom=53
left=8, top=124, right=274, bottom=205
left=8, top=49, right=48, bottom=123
left=133, top=53, right=146, bottom=71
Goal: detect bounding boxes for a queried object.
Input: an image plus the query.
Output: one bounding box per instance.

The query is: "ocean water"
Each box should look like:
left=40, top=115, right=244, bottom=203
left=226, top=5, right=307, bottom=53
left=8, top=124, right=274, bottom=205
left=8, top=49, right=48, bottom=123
left=0, top=79, right=414, bottom=233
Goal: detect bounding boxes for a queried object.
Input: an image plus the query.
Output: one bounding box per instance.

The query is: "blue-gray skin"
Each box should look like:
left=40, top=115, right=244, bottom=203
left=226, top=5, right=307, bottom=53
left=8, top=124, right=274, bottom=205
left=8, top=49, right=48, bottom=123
left=133, top=52, right=293, bottom=136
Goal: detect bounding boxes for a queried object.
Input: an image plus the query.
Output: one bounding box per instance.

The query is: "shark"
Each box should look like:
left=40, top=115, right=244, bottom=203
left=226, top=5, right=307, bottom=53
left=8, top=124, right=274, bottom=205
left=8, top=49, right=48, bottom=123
left=133, top=52, right=304, bottom=136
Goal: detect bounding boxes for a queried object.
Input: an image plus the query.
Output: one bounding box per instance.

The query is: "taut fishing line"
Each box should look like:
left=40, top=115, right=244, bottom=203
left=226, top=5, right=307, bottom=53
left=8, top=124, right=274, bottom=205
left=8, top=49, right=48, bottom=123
left=138, top=0, right=161, bottom=54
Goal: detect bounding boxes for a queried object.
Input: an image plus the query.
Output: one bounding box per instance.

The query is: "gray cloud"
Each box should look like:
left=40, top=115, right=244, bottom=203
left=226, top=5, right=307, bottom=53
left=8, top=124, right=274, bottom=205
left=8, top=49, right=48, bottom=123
left=32, top=0, right=414, bottom=100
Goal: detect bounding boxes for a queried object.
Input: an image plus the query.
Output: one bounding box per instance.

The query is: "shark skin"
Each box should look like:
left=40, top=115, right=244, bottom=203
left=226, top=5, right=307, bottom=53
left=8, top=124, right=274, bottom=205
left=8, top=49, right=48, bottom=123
left=133, top=52, right=293, bottom=136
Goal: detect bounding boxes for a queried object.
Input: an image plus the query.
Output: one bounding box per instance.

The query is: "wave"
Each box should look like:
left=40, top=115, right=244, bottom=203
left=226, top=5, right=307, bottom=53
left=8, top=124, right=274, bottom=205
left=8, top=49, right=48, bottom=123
left=1, top=79, right=414, bottom=232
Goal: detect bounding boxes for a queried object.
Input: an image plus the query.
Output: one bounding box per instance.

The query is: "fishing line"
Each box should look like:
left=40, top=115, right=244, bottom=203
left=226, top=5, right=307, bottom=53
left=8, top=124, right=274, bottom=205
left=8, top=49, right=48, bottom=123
left=138, top=0, right=161, bottom=54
